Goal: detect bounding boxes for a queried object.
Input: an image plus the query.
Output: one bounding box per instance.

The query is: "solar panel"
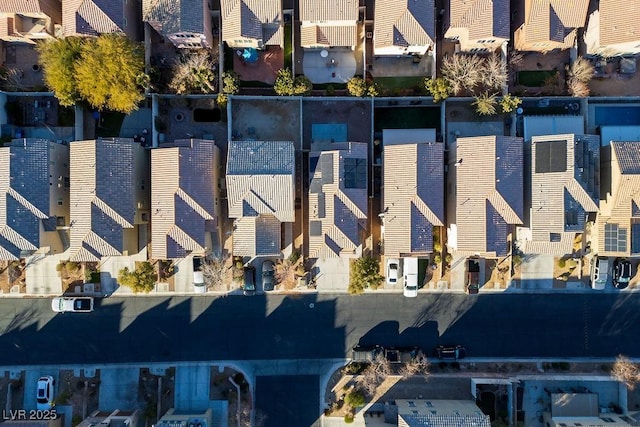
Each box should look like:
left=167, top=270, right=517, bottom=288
left=343, top=158, right=366, bottom=189
left=317, top=193, right=325, bottom=218
left=321, top=154, right=334, bottom=185
left=535, top=140, right=567, bottom=173
left=633, top=224, right=640, bottom=254
left=604, top=223, right=628, bottom=252
left=310, top=220, right=322, bottom=236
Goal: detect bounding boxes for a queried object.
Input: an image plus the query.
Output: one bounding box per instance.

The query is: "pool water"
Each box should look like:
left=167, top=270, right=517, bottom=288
left=595, top=106, right=640, bottom=126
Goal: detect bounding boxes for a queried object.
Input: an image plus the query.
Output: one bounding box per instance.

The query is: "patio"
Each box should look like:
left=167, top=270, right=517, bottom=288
left=233, top=46, right=283, bottom=84
left=303, top=49, right=357, bottom=84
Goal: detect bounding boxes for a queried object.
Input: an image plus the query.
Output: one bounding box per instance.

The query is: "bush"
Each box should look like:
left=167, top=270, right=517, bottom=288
left=433, top=254, right=442, bottom=265
left=445, top=253, right=453, bottom=264
left=345, top=390, right=365, bottom=407
left=500, top=94, right=522, bottom=113
left=473, top=92, right=498, bottom=116
left=56, top=262, right=64, bottom=272
left=512, top=254, right=522, bottom=266
left=344, top=362, right=368, bottom=375
left=325, top=85, right=335, bottom=96
left=118, top=261, right=157, bottom=293
left=344, top=413, right=354, bottom=423
left=558, top=258, right=566, bottom=268
left=216, top=93, right=228, bottom=108
left=424, top=77, right=451, bottom=102
left=433, top=242, right=442, bottom=252
left=221, top=70, right=240, bottom=95
left=347, top=77, right=377, bottom=97
left=349, top=257, right=384, bottom=294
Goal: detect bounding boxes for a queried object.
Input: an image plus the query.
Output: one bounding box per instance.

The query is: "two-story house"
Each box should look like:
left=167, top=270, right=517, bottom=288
left=300, top=0, right=359, bottom=50
left=63, top=0, right=140, bottom=39
left=373, top=0, right=435, bottom=57
left=220, top=0, right=283, bottom=50
left=444, top=0, right=510, bottom=53
left=584, top=1, right=640, bottom=56
left=143, top=0, right=212, bottom=48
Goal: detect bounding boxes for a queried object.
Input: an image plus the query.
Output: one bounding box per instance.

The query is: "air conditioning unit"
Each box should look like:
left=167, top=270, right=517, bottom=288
left=366, top=32, right=373, bottom=39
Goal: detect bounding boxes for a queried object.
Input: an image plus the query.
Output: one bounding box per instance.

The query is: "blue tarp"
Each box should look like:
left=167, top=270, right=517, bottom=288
left=242, top=48, right=259, bottom=63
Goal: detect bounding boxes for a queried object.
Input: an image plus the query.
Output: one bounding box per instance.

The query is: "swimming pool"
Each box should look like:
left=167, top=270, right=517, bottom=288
left=594, top=106, right=640, bottom=126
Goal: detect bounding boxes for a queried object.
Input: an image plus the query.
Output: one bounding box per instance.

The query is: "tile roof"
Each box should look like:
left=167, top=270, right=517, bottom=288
left=0, top=0, right=62, bottom=23
left=221, top=0, right=283, bottom=46
left=69, top=138, right=148, bottom=262
left=599, top=0, right=640, bottom=46
left=232, top=215, right=282, bottom=256
left=383, top=141, right=444, bottom=257
left=226, top=140, right=295, bottom=223
left=399, top=414, right=491, bottom=427
left=0, top=139, right=67, bottom=260
left=527, top=134, right=600, bottom=255
left=308, top=142, right=368, bottom=259
left=143, top=0, right=205, bottom=36
left=374, top=0, right=435, bottom=51
left=300, top=0, right=358, bottom=22
left=455, top=136, right=523, bottom=257
left=596, top=142, right=640, bottom=256
left=151, top=139, right=217, bottom=260
left=300, top=24, right=357, bottom=47
left=446, top=0, right=510, bottom=40
left=63, top=0, right=126, bottom=36
left=515, top=0, right=589, bottom=51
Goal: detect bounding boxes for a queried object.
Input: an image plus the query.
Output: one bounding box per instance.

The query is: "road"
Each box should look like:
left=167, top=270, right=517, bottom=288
left=0, top=293, right=638, bottom=366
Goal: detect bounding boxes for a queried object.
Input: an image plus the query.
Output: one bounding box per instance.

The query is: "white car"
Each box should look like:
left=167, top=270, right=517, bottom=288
left=36, top=376, right=55, bottom=410
left=51, top=297, right=94, bottom=313
left=386, top=258, right=400, bottom=285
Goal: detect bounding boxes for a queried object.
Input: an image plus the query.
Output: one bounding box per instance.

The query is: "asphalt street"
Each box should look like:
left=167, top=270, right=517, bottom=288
left=0, top=293, right=639, bottom=366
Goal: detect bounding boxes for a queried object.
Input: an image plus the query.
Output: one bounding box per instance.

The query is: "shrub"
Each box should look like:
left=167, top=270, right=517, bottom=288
left=500, top=94, right=522, bottom=113
left=325, top=85, right=335, bottom=96
left=66, top=261, right=79, bottom=271
left=345, top=390, right=365, bottom=407
left=118, top=261, right=157, bottom=293
left=473, top=92, right=498, bottom=116
left=221, top=70, right=240, bottom=95
left=349, top=257, right=384, bottom=294
left=344, top=413, right=354, bottom=423
left=512, top=254, right=522, bottom=266
left=344, top=362, right=368, bottom=375
left=424, top=77, right=451, bottom=102
left=216, top=93, right=228, bottom=108
left=56, top=262, right=64, bottom=272
left=433, top=242, right=442, bottom=252
left=445, top=253, right=453, bottom=264
left=433, top=254, right=442, bottom=264
left=557, top=258, right=566, bottom=268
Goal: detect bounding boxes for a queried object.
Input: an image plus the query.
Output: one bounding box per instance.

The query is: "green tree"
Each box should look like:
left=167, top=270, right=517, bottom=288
left=424, top=77, right=451, bottom=103
left=344, top=390, right=365, bottom=407
left=293, top=75, right=313, bottom=95
left=38, top=37, right=85, bottom=106
left=473, top=92, right=498, bottom=116
left=169, top=50, right=217, bottom=94
left=73, top=34, right=147, bottom=113
left=222, top=70, right=240, bottom=95
left=347, top=77, right=367, bottom=97
left=500, top=94, right=522, bottom=113
left=118, top=262, right=157, bottom=294
left=274, top=68, right=295, bottom=95
left=349, top=257, right=383, bottom=294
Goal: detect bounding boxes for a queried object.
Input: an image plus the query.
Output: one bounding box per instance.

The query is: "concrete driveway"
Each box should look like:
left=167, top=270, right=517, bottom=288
left=520, top=254, right=554, bottom=289
left=25, top=254, right=64, bottom=295
left=174, top=365, right=210, bottom=411
left=98, top=367, right=140, bottom=410
left=23, top=369, right=59, bottom=411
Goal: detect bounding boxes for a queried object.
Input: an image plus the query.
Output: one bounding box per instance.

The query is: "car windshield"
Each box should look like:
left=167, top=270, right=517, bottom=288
left=37, top=397, right=48, bottom=403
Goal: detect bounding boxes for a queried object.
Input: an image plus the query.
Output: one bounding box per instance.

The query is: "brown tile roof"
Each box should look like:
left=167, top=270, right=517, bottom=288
left=301, top=24, right=357, bottom=47
left=599, top=0, right=640, bottom=46
left=0, top=0, right=62, bottom=23
left=447, top=0, right=510, bottom=40
left=221, top=0, right=283, bottom=46
left=374, top=0, right=435, bottom=50
left=455, top=136, right=523, bottom=257
left=516, top=0, right=588, bottom=50
left=63, top=0, right=126, bottom=36
left=143, top=0, right=205, bottom=36
left=300, top=0, right=358, bottom=22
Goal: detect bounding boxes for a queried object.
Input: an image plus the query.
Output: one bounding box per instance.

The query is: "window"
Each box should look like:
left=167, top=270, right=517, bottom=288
left=408, top=401, right=416, bottom=407
left=412, top=410, right=419, bottom=415
left=430, top=410, right=437, bottom=415
left=57, top=197, right=63, bottom=206
left=425, top=402, right=433, bottom=407
left=123, top=17, right=127, bottom=27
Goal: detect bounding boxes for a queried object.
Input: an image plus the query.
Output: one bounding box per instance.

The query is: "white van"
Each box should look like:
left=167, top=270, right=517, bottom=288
left=403, top=257, right=419, bottom=297
left=590, top=256, right=609, bottom=290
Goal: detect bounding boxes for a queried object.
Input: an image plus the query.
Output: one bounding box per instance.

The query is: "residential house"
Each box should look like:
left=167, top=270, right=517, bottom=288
left=526, top=134, right=599, bottom=255
left=0, top=0, right=61, bottom=42
left=382, top=130, right=443, bottom=258
left=0, top=139, right=69, bottom=260
left=373, top=0, right=435, bottom=56
left=77, top=410, right=139, bottom=427
left=514, top=0, right=589, bottom=52
left=585, top=1, right=640, bottom=57
left=3, top=420, right=62, bottom=427
left=143, top=0, right=212, bottom=49
left=300, top=0, right=359, bottom=49
left=308, top=142, right=368, bottom=259
left=449, top=136, right=523, bottom=257
left=220, top=0, right=283, bottom=49
left=63, top=0, right=140, bottom=39
left=543, top=392, right=635, bottom=426
left=396, top=399, right=490, bottom=427
left=597, top=141, right=640, bottom=257
left=226, top=140, right=294, bottom=257
left=151, top=139, right=220, bottom=260
left=156, top=409, right=212, bottom=427
left=68, top=138, right=150, bottom=262
left=443, top=0, right=510, bottom=53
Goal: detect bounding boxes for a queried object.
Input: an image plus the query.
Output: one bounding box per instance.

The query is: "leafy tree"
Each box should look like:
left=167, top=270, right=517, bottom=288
left=274, top=68, right=294, bottom=95
left=217, top=93, right=228, bottom=108
left=293, top=74, right=313, bottom=95
left=612, top=355, right=640, bottom=389
left=38, top=37, right=85, bottom=106
left=347, top=77, right=367, bottom=97
left=349, top=256, right=383, bottom=294
left=118, top=262, right=157, bottom=293
left=500, top=94, right=522, bottom=113
left=344, top=390, right=365, bottom=407
left=73, top=34, right=147, bottom=113
left=0, top=67, right=25, bottom=92
left=473, top=92, right=498, bottom=116
left=424, top=77, right=451, bottom=102
left=169, top=50, right=217, bottom=94
left=221, top=70, right=240, bottom=95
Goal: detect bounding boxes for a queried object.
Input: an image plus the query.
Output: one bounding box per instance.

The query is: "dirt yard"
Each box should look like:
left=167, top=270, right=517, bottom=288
left=0, top=260, right=26, bottom=294
left=210, top=365, right=252, bottom=426
left=301, top=99, right=372, bottom=150
left=58, top=369, right=101, bottom=422
left=138, top=367, right=176, bottom=425
left=230, top=98, right=301, bottom=144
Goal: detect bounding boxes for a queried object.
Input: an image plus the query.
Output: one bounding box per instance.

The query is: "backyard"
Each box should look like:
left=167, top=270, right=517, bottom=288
left=374, top=106, right=441, bottom=132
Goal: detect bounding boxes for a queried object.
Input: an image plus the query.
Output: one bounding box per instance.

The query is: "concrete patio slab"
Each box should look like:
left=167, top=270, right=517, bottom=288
left=303, top=50, right=356, bottom=84
left=520, top=254, right=554, bottom=289
left=25, top=253, right=64, bottom=295
left=313, top=257, right=350, bottom=291
left=174, top=365, right=210, bottom=411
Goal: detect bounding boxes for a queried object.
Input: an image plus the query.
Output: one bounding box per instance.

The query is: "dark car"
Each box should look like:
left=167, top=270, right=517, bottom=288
left=435, top=345, right=466, bottom=360
left=613, top=258, right=633, bottom=289
left=243, top=266, right=256, bottom=296
left=262, top=260, right=275, bottom=291
left=465, top=258, right=480, bottom=294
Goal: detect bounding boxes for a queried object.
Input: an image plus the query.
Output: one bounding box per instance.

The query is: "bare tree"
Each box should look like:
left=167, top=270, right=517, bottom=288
left=274, top=254, right=305, bottom=290
left=399, top=357, right=430, bottom=380
left=508, top=50, right=524, bottom=69
left=569, top=57, right=595, bottom=84
left=0, top=68, right=24, bottom=91
left=357, top=354, right=391, bottom=396
left=442, top=54, right=484, bottom=95
left=484, top=54, right=508, bottom=91
left=239, top=406, right=267, bottom=427
left=612, top=355, right=640, bottom=390
left=169, top=50, right=218, bottom=94
left=201, top=255, right=230, bottom=290
left=568, top=79, right=590, bottom=97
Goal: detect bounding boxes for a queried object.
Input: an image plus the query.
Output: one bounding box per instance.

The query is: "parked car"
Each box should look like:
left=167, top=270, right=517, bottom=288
left=403, top=257, right=419, bottom=297
left=435, top=345, right=466, bottom=360
left=352, top=345, right=383, bottom=362
left=613, top=258, right=632, bottom=289
left=36, top=375, right=55, bottom=410
left=51, top=297, right=94, bottom=313
left=465, top=258, right=480, bottom=294
left=590, top=256, right=610, bottom=290
left=193, top=256, right=206, bottom=293
left=261, top=260, right=275, bottom=291
left=243, top=266, right=256, bottom=296
left=386, top=258, right=399, bottom=285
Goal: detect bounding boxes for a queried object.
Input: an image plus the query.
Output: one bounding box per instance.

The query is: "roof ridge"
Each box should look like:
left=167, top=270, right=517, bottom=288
left=487, top=190, right=523, bottom=224
left=175, top=188, right=214, bottom=220
left=411, top=196, right=444, bottom=227
left=93, top=197, right=134, bottom=229
left=7, top=187, right=47, bottom=219
left=565, top=179, right=598, bottom=212
left=167, top=225, right=205, bottom=253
